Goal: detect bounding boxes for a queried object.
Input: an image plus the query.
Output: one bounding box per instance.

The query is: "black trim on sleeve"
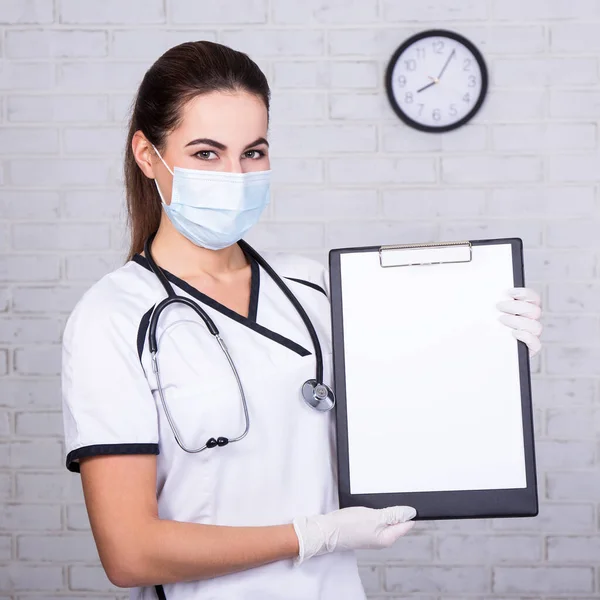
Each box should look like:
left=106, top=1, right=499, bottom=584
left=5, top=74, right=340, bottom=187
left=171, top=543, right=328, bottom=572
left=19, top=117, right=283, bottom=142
left=66, top=443, right=160, bottom=473
left=131, top=254, right=311, bottom=358
left=155, top=585, right=167, bottom=599
left=248, top=253, right=260, bottom=322
left=137, top=305, right=155, bottom=361
left=284, top=277, right=327, bottom=297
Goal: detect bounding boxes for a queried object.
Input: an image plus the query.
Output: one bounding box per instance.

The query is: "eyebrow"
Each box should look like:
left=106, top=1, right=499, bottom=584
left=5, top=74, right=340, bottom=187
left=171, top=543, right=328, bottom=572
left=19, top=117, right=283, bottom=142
left=185, top=137, right=269, bottom=150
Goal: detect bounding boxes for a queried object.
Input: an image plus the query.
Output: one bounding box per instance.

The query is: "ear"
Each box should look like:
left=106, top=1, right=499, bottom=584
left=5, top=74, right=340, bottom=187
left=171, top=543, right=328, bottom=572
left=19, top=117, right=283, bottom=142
left=132, top=131, right=157, bottom=179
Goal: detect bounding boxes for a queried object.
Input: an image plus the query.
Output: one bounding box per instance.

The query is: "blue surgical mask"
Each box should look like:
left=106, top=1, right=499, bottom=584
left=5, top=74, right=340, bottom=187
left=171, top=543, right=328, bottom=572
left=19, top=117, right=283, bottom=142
left=152, top=144, right=270, bottom=250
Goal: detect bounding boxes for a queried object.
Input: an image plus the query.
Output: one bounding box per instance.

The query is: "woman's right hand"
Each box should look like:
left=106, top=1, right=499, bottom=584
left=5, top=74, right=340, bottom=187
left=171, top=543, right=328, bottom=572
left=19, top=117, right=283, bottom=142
left=292, top=505, right=416, bottom=564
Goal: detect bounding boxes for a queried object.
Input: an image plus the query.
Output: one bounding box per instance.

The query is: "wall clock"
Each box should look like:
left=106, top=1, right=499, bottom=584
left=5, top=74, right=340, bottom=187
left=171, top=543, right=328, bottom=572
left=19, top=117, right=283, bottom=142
left=385, top=30, right=488, bottom=133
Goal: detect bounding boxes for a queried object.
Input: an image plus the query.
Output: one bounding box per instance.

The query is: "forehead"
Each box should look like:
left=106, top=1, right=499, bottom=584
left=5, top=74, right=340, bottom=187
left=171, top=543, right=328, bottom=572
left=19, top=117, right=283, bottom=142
left=174, top=90, right=268, bottom=144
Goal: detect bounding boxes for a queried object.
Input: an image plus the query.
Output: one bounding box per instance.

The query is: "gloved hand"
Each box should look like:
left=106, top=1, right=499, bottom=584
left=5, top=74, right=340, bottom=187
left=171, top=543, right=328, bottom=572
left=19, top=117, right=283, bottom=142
left=292, top=505, right=416, bottom=565
left=497, top=287, right=542, bottom=357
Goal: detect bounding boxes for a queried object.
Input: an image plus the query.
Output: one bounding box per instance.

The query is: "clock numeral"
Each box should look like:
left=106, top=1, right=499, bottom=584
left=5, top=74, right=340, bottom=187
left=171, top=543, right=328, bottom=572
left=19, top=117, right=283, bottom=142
left=462, top=93, right=471, bottom=103
left=417, top=103, right=424, bottom=116
left=404, top=59, right=417, bottom=71
left=433, top=40, right=444, bottom=54
left=416, top=47, right=426, bottom=59
left=449, top=104, right=458, bottom=117
left=432, top=108, right=441, bottom=121
left=463, top=58, right=472, bottom=71
left=404, top=92, right=414, bottom=104
left=468, top=75, right=477, bottom=88
left=397, top=75, right=407, bottom=87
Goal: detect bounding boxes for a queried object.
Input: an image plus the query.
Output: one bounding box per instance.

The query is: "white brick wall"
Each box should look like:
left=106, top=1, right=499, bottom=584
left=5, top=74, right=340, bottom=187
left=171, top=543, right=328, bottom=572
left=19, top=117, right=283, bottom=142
left=0, top=0, right=598, bottom=598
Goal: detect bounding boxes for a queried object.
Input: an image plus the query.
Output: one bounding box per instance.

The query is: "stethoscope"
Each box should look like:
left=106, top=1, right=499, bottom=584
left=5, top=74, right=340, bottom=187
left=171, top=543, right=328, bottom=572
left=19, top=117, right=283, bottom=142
left=144, top=233, right=335, bottom=454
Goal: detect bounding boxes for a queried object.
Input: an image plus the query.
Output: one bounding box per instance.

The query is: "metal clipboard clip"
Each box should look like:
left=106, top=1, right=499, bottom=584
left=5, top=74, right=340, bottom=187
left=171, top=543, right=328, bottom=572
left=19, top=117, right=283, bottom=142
left=378, top=241, right=473, bottom=268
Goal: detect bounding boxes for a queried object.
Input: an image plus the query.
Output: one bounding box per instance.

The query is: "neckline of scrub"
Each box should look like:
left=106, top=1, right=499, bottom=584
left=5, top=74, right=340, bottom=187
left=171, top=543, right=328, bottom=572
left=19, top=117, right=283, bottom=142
left=131, top=252, right=312, bottom=358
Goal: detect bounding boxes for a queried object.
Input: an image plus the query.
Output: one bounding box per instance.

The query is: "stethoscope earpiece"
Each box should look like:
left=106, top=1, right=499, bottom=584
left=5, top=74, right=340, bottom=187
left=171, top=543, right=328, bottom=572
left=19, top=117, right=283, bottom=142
left=302, top=379, right=335, bottom=412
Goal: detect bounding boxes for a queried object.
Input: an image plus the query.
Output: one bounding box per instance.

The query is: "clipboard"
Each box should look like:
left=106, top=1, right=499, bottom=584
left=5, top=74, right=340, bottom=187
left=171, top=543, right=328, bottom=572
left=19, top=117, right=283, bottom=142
left=329, top=238, right=538, bottom=520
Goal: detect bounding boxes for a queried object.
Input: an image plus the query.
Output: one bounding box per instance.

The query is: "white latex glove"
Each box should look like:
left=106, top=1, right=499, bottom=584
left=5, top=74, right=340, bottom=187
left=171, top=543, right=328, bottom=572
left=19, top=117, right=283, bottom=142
left=497, top=287, right=542, bottom=357
left=292, top=505, right=416, bottom=565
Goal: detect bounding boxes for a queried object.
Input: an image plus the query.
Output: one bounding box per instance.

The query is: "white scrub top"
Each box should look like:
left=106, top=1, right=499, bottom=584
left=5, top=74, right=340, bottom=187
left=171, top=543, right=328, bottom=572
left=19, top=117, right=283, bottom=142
left=61, top=247, right=366, bottom=600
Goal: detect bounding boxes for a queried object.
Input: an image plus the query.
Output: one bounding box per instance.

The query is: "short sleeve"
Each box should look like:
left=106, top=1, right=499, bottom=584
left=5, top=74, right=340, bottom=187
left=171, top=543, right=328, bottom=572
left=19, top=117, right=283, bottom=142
left=62, top=292, right=159, bottom=473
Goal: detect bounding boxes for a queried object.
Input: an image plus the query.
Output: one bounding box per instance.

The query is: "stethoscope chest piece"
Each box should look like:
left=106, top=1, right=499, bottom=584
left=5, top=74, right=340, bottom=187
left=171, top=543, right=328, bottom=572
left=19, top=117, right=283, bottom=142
left=302, top=379, right=335, bottom=412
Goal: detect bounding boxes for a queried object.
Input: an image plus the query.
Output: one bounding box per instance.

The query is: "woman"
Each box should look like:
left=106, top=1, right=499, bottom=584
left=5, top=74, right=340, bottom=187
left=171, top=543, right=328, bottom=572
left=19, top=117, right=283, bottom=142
left=61, top=41, right=542, bottom=600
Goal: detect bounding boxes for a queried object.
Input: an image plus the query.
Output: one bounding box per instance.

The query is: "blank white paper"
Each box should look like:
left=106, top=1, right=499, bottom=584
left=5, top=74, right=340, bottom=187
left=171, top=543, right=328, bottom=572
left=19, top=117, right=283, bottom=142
left=340, top=243, right=527, bottom=494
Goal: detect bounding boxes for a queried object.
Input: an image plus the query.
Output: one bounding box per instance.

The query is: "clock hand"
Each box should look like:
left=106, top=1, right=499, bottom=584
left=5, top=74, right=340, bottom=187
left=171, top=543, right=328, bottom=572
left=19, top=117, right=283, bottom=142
left=437, top=49, right=456, bottom=80
left=416, top=76, right=439, bottom=93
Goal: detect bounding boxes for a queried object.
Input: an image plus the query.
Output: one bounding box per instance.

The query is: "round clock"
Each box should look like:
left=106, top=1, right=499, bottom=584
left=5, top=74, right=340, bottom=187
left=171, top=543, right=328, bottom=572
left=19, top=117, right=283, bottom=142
left=385, top=30, right=488, bottom=133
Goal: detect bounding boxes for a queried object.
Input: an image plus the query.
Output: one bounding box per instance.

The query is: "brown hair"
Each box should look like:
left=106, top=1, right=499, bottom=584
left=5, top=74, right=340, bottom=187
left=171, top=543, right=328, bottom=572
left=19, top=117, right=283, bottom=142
left=123, top=41, right=271, bottom=260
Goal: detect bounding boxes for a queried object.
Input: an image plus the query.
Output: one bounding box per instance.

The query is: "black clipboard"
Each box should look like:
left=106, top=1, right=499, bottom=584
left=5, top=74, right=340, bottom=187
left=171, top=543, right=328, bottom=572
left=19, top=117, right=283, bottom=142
left=329, top=238, right=538, bottom=520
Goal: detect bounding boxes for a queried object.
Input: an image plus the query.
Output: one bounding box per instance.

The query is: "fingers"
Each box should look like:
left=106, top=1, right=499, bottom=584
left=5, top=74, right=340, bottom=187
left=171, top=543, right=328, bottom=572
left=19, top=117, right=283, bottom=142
left=378, top=520, right=416, bottom=547
left=512, top=329, right=541, bottom=357
left=383, top=505, right=417, bottom=525
left=507, top=287, right=541, bottom=305
left=497, top=298, right=542, bottom=320
left=498, top=313, right=543, bottom=337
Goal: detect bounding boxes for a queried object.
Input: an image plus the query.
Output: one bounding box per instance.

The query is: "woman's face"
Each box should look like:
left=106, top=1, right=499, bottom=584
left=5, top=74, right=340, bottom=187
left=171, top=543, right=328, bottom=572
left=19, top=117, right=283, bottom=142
left=136, top=89, right=270, bottom=203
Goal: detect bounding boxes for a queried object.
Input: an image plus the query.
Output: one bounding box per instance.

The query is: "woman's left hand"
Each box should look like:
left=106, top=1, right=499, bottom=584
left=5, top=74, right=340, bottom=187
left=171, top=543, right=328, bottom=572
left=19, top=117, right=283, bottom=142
left=497, top=288, right=542, bottom=357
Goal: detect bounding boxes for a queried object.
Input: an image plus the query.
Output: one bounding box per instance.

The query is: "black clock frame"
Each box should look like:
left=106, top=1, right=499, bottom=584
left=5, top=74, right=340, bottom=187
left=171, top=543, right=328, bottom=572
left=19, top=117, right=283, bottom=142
left=385, top=29, right=489, bottom=133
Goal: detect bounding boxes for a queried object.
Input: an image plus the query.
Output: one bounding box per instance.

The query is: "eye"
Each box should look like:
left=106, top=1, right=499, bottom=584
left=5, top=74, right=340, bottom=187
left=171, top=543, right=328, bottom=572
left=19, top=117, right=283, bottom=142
left=243, top=149, right=265, bottom=159
left=194, top=150, right=218, bottom=160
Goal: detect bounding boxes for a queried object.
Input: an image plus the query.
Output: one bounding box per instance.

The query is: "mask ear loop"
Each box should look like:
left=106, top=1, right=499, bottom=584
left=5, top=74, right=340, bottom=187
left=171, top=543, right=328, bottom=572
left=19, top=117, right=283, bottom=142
left=150, top=143, right=174, bottom=204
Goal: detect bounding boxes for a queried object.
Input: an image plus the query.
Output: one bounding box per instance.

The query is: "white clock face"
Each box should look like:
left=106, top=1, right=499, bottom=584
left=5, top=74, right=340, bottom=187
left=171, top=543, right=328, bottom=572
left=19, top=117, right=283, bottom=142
left=388, top=33, right=486, bottom=131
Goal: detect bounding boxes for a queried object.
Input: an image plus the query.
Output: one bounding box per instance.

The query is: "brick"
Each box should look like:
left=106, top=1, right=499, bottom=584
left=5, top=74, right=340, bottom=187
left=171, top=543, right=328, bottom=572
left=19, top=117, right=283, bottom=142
left=245, top=223, right=324, bottom=251
left=6, top=30, right=107, bottom=59
left=16, top=471, right=84, bottom=503
left=547, top=408, right=599, bottom=438
left=526, top=250, right=594, bottom=281
left=547, top=471, right=600, bottom=501
left=0, top=128, right=59, bottom=155
left=385, top=566, right=489, bottom=593
left=0, top=472, right=10, bottom=500
left=270, top=92, right=327, bottom=123
left=222, top=30, right=323, bottom=57
left=0, top=318, right=61, bottom=344
left=329, top=28, right=419, bottom=57
left=18, top=534, right=98, bottom=561
left=547, top=536, right=600, bottom=562
left=7, top=94, right=108, bottom=123
left=0, top=191, right=60, bottom=220
left=543, top=316, right=599, bottom=344
left=383, top=124, right=487, bottom=153
left=330, top=157, right=436, bottom=184
left=329, top=93, right=392, bottom=120
left=171, top=0, right=267, bottom=23
left=273, top=61, right=330, bottom=88
left=65, top=254, right=123, bottom=281
left=548, top=155, right=598, bottom=183
left=481, top=90, right=545, bottom=121
left=536, top=440, right=596, bottom=469
left=383, top=0, right=487, bottom=21
left=62, top=189, right=124, bottom=220
left=0, top=62, right=54, bottom=91
left=0, top=256, right=60, bottom=283
left=358, top=564, right=380, bottom=593
left=69, top=565, right=117, bottom=591
left=493, top=503, right=595, bottom=533
left=109, top=93, right=135, bottom=123
left=270, top=158, right=324, bottom=183
left=57, top=61, right=146, bottom=92
left=0, top=379, right=61, bottom=409
left=115, top=29, right=218, bottom=59
left=0, top=289, right=9, bottom=312
left=327, top=222, right=438, bottom=248
left=442, top=157, right=542, bottom=184
left=14, top=346, right=61, bottom=376
left=493, top=0, right=600, bottom=19
left=0, top=0, right=53, bottom=24
left=357, top=534, right=434, bottom=562
left=0, top=350, right=8, bottom=377
left=12, top=223, right=111, bottom=251
left=492, top=124, right=596, bottom=153
left=0, top=564, right=64, bottom=591
left=9, top=159, right=113, bottom=187
left=0, top=535, right=10, bottom=560
left=383, top=189, right=486, bottom=219
left=438, top=535, right=541, bottom=564
left=10, top=440, right=62, bottom=469
left=0, top=411, right=10, bottom=436
left=552, top=22, right=600, bottom=52
left=547, top=347, right=600, bottom=377
left=488, top=186, right=594, bottom=216
left=13, top=286, right=87, bottom=313
left=63, top=127, right=124, bottom=156
left=548, top=282, right=600, bottom=312
left=548, top=220, right=600, bottom=248
left=67, top=504, right=90, bottom=530
left=330, top=61, right=379, bottom=89
left=271, top=125, right=376, bottom=155
left=273, top=0, right=379, bottom=24
left=440, top=221, right=543, bottom=248
left=15, top=412, right=63, bottom=437
left=531, top=378, right=596, bottom=407
left=60, top=0, right=165, bottom=23
left=493, top=58, right=597, bottom=87
left=550, top=90, right=600, bottom=119
left=273, top=189, right=378, bottom=220
left=493, top=566, right=593, bottom=593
